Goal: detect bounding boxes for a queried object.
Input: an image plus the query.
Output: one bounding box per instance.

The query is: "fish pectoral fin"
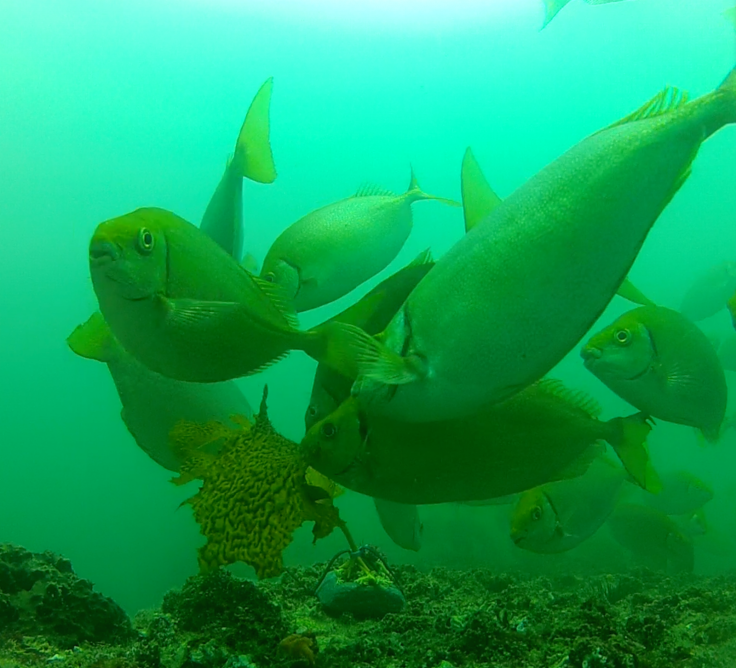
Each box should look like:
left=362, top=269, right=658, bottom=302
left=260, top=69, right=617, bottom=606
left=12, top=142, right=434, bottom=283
left=358, top=341, right=425, bottom=386
left=161, top=296, right=241, bottom=329
left=607, top=414, right=663, bottom=494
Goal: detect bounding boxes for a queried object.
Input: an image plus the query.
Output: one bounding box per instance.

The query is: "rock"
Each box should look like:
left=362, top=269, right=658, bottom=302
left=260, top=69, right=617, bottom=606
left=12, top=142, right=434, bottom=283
left=316, top=571, right=406, bottom=619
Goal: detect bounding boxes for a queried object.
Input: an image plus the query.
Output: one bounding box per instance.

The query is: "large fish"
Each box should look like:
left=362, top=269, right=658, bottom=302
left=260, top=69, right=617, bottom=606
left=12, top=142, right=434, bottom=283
left=67, top=313, right=252, bottom=471
left=301, top=379, right=660, bottom=505
left=510, top=456, right=627, bottom=554
left=88, top=208, right=350, bottom=382
left=582, top=305, right=727, bottom=441
left=607, top=503, right=694, bottom=573
left=633, top=470, right=713, bottom=516
left=346, top=70, right=736, bottom=423
left=680, top=261, right=736, bottom=322
left=541, top=0, right=628, bottom=30
left=260, top=169, right=458, bottom=312
left=200, top=77, right=276, bottom=261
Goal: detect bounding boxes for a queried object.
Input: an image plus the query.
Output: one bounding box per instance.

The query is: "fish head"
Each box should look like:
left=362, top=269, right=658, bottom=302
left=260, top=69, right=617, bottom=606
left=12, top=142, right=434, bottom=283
left=300, top=397, right=365, bottom=478
left=685, top=474, right=714, bottom=507
left=305, top=382, right=339, bottom=432
left=509, top=489, right=556, bottom=550
left=89, top=208, right=169, bottom=303
left=581, top=315, right=653, bottom=382
left=260, top=258, right=300, bottom=301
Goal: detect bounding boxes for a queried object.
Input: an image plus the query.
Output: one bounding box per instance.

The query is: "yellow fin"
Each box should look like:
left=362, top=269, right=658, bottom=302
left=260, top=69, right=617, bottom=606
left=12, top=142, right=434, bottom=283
left=404, top=165, right=461, bottom=208
left=603, top=86, right=689, bottom=132
left=461, top=147, right=502, bottom=232
left=537, top=378, right=602, bottom=417
left=235, top=76, right=277, bottom=184
left=616, top=277, right=656, bottom=307
left=66, top=312, right=116, bottom=363
left=606, top=414, right=662, bottom=493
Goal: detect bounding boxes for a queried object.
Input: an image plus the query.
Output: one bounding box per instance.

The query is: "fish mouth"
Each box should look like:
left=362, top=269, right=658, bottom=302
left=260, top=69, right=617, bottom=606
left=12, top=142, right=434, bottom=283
left=580, top=346, right=602, bottom=368
left=511, top=532, right=526, bottom=546
left=89, top=239, right=121, bottom=267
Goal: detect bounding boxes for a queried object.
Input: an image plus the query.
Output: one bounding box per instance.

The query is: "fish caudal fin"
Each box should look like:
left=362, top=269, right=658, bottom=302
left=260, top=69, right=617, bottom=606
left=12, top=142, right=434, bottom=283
left=607, top=414, right=662, bottom=494
left=405, top=165, right=461, bottom=208
left=461, top=147, right=502, bottom=233
left=66, top=312, right=116, bottom=363
left=234, top=77, right=277, bottom=184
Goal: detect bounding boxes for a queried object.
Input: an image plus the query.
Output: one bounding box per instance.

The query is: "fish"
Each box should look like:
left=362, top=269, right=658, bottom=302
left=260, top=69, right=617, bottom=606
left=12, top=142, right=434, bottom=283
left=634, top=470, right=713, bottom=516
left=616, top=278, right=655, bottom=307
left=726, top=6, right=736, bottom=29
left=88, top=207, right=352, bottom=383
left=510, top=456, right=627, bottom=554
left=200, top=77, right=276, bottom=261
left=305, top=250, right=435, bottom=431
left=344, top=70, right=736, bottom=423
left=680, top=261, right=736, bottom=321
left=709, top=331, right=736, bottom=372
left=607, top=503, right=695, bottom=573
left=301, top=379, right=661, bottom=505
left=66, top=312, right=252, bottom=471
left=542, top=0, right=628, bottom=29
left=581, top=305, right=727, bottom=441
left=373, top=498, right=423, bottom=551
left=260, top=168, right=458, bottom=312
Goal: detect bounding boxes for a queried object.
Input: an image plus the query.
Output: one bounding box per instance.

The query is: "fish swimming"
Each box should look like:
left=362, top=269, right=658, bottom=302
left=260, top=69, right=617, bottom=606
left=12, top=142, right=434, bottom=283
left=510, top=456, right=627, bottom=554
left=680, top=260, right=736, bottom=321
left=200, top=77, right=277, bottom=261
left=301, top=379, right=660, bottom=505
left=373, top=498, right=423, bottom=552
left=541, top=0, right=627, bottom=29
left=260, top=169, right=457, bottom=312
left=67, top=313, right=252, bottom=471
left=634, top=469, right=713, bottom=516
left=305, top=250, right=435, bottom=431
left=607, top=503, right=695, bottom=573
left=582, top=305, right=727, bottom=441
left=88, top=207, right=350, bottom=382
left=345, top=70, right=736, bottom=423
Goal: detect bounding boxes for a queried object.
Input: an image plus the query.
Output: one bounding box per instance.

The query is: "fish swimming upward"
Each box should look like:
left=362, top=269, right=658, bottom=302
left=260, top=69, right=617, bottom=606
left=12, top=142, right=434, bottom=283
left=345, top=67, right=736, bottom=423
left=260, top=169, right=458, bottom=312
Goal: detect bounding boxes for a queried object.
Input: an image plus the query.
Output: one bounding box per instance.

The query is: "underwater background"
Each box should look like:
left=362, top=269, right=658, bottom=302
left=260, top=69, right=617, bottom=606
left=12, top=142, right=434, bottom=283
left=1, top=0, right=735, bottom=620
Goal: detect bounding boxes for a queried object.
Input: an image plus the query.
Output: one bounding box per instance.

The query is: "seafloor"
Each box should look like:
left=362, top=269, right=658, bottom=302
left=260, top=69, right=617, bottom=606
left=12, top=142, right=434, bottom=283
left=1, top=544, right=735, bottom=668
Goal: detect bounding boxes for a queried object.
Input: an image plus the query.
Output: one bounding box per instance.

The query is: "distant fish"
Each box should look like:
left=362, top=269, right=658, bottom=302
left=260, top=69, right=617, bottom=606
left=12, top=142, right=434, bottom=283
left=200, top=77, right=277, bottom=261
left=260, top=168, right=458, bottom=312
left=373, top=498, right=423, bottom=551
left=726, top=6, right=736, bottom=29
left=510, top=456, right=626, bottom=554
left=635, top=470, right=713, bottom=516
left=347, top=70, right=736, bottom=424
left=607, top=503, right=694, bottom=573
left=67, top=313, right=252, bottom=471
left=680, top=261, right=736, bottom=321
left=542, top=0, right=627, bottom=29
left=582, top=305, right=727, bottom=442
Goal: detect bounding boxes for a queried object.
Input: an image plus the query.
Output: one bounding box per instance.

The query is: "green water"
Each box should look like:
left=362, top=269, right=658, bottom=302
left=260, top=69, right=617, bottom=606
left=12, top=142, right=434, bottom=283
left=1, top=0, right=735, bottom=616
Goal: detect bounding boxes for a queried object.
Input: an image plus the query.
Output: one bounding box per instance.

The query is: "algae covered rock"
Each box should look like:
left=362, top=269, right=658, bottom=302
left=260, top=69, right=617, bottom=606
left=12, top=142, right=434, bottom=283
left=0, top=543, right=133, bottom=648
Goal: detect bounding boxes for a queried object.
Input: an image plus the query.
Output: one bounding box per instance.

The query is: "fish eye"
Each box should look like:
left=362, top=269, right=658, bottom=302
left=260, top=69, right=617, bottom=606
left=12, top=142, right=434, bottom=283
left=137, top=228, right=155, bottom=254
left=264, top=273, right=275, bottom=283
left=614, top=329, right=631, bottom=346
left=307, top=405, right=318, bottom=418
left=531, top=507, right=542, bottom=522
left=321, top=422, right=337, bottom=440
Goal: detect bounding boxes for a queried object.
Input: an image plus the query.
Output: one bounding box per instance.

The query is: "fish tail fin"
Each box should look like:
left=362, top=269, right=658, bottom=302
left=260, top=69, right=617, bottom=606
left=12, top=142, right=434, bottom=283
left=66, top=312, right=116, bottom=363
left=234, top=77, right=277, bottom=184
left=606, top=414, right=662, bottom=494
left=404, top=165, right=461, bottom=208
left=694, top=65, right=736, bottom=140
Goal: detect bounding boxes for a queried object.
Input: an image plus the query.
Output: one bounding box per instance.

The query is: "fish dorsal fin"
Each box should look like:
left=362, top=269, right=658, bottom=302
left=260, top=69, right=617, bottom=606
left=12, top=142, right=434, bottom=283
left=538, top=378, right=602, bottom=417
left=461, top=147, right=502, bottom=233
left=602, top=86, right=690, bottom=133
left=251, top=273, right=299, bottom=329
left=355, top=183, right=395, bottom=198
left=407, top=248, right=434, bottom=267
left=235, top=76, right=277, bottom=184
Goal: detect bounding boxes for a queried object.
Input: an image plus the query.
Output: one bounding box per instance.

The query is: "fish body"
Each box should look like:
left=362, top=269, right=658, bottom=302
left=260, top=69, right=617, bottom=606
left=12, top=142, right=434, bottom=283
left=582, top=305, right=727, bottom=441
left=89, top=207, right=339, bottom=382
left=261, top=171, right=456, bottom=312
left=608, top=503, right=695, bottom=573
left=305, top=251, right=435, bottom=431
left=542, top=0, right=627, bottom=29
left=635, top=470, right=713, bottom=516
left=67, top=313, right=252, bottom=471
left=350, top=72, right=736, bottom=423
left=680, top=261, right=736, bottom=321
left=510, top=456, right=627, bottom=554
left=301, top=379, right=659, bottom=505
left=373, top=498, right=423, bottom=551
left=200, top=77, right=276, bottom=261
